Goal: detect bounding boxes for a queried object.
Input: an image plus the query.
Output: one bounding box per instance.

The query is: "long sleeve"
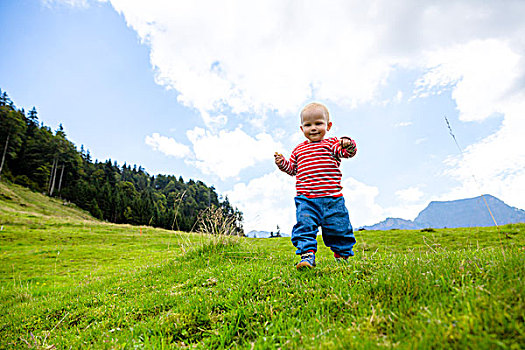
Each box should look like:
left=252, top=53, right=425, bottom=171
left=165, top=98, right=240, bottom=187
left=277, top=152, right=297, bottom=176
left=332, top=137, right=357, bottom=159
left=281, top=138, right=356, bottom=198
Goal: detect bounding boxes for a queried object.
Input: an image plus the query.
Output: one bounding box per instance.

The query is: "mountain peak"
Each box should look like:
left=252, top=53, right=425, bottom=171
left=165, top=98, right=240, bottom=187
left=362, top=195, right=525, bottom=231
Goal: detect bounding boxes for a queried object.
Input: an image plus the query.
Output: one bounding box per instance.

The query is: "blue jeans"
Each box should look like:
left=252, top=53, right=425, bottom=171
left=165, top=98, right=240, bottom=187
left=292, top=195, right=356, bottom=256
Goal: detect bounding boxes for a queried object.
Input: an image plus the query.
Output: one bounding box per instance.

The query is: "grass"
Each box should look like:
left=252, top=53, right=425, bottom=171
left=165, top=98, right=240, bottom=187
left=0, top=182, right=524, bottom=349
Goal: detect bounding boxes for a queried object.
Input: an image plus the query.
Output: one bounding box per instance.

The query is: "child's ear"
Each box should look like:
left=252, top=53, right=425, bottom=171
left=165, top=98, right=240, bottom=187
left=300, top=125, right=304, bottom=132
left=327, top=121, right=332, bottom=131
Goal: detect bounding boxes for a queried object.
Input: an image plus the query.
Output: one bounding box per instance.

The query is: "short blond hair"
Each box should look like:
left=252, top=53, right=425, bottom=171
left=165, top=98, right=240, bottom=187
left=300, top=102, right=330, bottom=123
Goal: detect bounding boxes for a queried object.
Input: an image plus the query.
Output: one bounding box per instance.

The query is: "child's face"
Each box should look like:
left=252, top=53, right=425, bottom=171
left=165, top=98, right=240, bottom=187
left=300, top=107, right=332, bottom=142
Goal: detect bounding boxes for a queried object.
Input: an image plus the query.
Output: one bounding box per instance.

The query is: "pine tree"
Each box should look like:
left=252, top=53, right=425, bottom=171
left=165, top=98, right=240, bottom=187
left=27, top=107, right=38, bottom=126
left=0, top=108, right=27, bottom=180
left=0, top=90, right=11, bottom=107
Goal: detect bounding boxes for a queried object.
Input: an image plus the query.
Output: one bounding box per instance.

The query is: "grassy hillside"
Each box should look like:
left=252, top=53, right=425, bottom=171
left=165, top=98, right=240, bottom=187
left=1, top=182, right=523, bottom=349
left=0, top=182, right=94, bottom=223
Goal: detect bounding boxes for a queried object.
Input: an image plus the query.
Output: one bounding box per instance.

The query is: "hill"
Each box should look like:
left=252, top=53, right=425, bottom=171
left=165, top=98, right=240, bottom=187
left=0, top=89, right=242, bottom=234
left=1, top=181, right=523, bottom=349
left=362, top=194, right=525, bottom=230
left=0, top=181, right=95, bottom=224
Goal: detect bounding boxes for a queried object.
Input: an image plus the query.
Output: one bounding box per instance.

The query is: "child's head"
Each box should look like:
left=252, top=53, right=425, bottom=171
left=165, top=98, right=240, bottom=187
left=300, top=102, right=332, bottom=142
left=301, top=102, right=330, bottom=123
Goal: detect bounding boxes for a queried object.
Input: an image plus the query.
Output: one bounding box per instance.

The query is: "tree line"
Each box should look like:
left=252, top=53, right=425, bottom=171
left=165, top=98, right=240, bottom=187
left=0, top=88, right=243, bottom=234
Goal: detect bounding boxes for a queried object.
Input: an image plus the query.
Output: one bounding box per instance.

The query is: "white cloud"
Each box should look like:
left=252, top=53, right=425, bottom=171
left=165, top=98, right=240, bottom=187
left=146, top=127, right=282, bottom=180
left=226, top=170, right=296, bottom=233
left=395, top=90, right=403, bottom=103
left=343, top=179, right=428, bottom=224
left=442, top=95, right=525, bottom=209
left=396, top=186, right=424, bottom=202
left=103, top=1, right=525, bottom=122
left=382, top=202, right=428, bottom=223
left=43, top=0, right=90, bottom=8
left=395, top=121, right=413, bottom=127
left=60, top=0, right=525, bottom=217
left=102, top=1, right=409, bottom=120
left=414, top=39, right=522, bottom=122
left=342, top=177, right=385, bottom=227
left=186, top=127, right=282, bottom=180
left=145, top=133, right=192, bottom=158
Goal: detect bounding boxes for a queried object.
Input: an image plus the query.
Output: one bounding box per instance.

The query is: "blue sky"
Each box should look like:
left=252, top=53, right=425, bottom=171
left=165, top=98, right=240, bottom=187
left=1, top=0, right=524, bottom=232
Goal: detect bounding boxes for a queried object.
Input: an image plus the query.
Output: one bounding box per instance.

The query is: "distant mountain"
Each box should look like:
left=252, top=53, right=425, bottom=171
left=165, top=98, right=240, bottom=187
left=361, top=195, right=525, bottom=231
left=361, top=217, right=421, bottom=231
left=246, top=230, right=291, bottom=238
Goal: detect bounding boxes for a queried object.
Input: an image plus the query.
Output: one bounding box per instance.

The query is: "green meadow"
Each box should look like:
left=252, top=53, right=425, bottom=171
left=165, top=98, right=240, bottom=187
left=0, top=182, right=523, bottom=349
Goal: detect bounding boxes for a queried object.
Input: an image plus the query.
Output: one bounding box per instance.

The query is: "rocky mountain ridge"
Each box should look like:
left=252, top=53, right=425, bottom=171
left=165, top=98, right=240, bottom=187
left=361, top=195, right=525, bottom=231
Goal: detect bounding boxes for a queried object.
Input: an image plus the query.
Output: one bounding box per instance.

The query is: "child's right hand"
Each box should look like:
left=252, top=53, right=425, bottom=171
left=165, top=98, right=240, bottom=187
left=274, top=152, right=284, bottom=166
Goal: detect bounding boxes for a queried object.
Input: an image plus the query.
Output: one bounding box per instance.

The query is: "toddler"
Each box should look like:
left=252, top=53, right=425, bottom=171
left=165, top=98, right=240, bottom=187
left=274, top=102, right=357, bottom=269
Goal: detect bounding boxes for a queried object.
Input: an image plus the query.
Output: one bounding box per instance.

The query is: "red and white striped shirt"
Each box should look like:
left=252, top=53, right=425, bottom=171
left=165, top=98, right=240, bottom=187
left=278, top=137, right=357, bottom=198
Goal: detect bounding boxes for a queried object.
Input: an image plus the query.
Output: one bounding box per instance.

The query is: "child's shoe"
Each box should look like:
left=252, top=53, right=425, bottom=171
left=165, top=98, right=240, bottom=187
left=334, top=252, right=349, bottom=263
left=296, top=250, right=316, bottom=269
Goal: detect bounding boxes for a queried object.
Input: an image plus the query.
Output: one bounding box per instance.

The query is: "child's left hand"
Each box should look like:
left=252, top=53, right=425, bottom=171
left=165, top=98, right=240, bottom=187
left=340, top=138, right=355, bottom=150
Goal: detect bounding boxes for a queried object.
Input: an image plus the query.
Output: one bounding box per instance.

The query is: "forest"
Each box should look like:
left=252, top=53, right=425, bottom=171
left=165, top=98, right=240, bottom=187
left=0, top=88, right=243, bottom=234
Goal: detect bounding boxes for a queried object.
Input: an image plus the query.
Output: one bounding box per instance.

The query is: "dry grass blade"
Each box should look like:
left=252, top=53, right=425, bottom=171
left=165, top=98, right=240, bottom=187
left=197, top=206, right=241, bottom=236
left=171, top=190, right=187, bottom=231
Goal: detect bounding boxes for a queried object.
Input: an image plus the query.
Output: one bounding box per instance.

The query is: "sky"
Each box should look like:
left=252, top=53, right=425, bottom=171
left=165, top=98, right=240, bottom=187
left=1, top=0, right=524, bottom=232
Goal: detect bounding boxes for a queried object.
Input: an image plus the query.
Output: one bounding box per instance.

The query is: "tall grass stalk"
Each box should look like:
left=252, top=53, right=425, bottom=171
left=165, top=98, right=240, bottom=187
left=444, top=115, right=503, bottom=237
